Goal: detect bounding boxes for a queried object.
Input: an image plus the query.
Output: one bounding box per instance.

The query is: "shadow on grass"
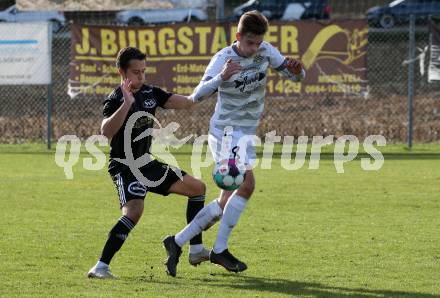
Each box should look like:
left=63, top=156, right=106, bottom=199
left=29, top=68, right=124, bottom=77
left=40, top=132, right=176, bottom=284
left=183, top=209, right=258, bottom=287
left=200, top=273, right=440, bottom=298
left=140, top=273, right=439, bottom=298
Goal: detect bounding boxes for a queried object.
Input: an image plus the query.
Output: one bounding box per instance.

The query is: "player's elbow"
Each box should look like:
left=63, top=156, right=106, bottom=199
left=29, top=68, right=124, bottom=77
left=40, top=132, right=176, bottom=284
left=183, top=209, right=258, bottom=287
left=101, top=120, right=114, bottom=139
left=101, top=128, right=112, bottom=139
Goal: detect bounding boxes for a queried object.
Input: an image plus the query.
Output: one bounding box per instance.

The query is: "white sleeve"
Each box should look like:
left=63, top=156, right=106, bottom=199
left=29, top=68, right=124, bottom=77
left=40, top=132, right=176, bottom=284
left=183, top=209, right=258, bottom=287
left=202, top=51, right=226, bottom=81
left=190, top=51, right=226, bottom=102
left=268, top=42, right=286, bottom=69
left=268, top=43, right=306, bottom=82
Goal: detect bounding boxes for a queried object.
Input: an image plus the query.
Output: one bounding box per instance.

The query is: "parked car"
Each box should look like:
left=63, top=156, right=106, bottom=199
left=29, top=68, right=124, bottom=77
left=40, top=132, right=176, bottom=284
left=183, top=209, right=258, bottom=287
left=171, top=0, right=210, bottom=9
left=367, top=0, right=440, bottom=29
left=0, top=5, right=65, bottom=32
left=232, top=0, right=331, bottom=21
left=116, top=8, right=208, bottom=25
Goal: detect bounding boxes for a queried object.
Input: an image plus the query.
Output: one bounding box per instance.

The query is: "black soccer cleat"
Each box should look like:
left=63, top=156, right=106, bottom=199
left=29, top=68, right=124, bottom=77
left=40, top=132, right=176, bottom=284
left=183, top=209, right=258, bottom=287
left=162, top=235, right=182, bottom=277
left=209, top=249, right=247, bottom=273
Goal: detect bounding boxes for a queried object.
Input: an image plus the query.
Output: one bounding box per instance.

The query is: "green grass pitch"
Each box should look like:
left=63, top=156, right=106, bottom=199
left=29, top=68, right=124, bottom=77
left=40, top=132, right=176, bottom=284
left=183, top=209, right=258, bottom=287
left=0, top=144, right=439, bottom=297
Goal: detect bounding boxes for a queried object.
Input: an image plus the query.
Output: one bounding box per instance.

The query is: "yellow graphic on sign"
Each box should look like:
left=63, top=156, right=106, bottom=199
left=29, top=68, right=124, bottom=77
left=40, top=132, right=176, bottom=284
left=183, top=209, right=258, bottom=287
left=302, top=25, right=368, bottom=69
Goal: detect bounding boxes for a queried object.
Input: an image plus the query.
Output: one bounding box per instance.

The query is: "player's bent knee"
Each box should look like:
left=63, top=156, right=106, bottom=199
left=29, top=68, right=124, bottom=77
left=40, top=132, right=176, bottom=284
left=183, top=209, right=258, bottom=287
left=187, top=177, right=206, bottom=197
left=122, top=201, right=144, bottom=224
left=195, top=180, right=206, bottom=196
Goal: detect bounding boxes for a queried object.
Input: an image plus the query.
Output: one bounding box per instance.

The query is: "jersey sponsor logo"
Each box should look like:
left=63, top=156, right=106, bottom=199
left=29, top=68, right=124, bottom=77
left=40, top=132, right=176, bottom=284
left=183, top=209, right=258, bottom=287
left=234, top=72, right=266, bottom=92
left=143, top=98, right=157, bottom=109
left=128, top=181, right=147, bottom=196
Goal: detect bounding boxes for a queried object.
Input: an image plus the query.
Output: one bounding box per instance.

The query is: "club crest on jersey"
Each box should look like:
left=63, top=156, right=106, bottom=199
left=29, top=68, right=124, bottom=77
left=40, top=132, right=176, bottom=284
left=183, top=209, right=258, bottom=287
left=143, top=98, right=156, bottom=108
left=253, top=55, right=264, bottom=63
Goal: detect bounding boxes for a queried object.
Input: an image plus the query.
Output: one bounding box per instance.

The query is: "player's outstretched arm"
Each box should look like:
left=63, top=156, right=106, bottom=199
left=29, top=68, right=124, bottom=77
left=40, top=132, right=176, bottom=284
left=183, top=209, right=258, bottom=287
left=190, top=75, right=222, bottom=103
left=163, top=94, right=197, bottom=110
left=101, top=79, right=135, bottom=139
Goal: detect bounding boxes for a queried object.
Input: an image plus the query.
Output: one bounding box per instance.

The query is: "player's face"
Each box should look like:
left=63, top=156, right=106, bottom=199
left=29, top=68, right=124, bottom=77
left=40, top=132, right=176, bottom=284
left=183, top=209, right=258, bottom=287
left=236, top=33, right=264, bottom=58
left=122, top=59, right=146, bottom=90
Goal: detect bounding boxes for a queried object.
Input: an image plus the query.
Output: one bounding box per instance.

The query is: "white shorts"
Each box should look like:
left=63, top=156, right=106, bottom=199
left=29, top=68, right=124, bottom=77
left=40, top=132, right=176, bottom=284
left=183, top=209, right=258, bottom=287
left=208, top=126, right=258, bottom=168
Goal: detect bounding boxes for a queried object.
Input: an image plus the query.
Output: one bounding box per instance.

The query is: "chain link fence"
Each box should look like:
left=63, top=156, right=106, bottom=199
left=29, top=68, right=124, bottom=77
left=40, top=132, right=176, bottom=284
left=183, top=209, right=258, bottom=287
left=0, top=4, right=439, bottom=144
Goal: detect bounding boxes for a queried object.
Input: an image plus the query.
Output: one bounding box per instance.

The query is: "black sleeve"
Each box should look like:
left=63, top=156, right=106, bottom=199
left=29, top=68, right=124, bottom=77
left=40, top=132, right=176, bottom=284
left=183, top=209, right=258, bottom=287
left=152, top=86, right=173, bottom=108
left=103, top=88, right=123, bottom=118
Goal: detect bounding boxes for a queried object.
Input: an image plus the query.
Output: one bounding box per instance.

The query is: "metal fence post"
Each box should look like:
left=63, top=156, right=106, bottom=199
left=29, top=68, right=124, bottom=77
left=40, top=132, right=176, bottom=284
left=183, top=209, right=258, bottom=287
left=47, top=83, right=53, bottom=149
left=47, top=22, right=53, bottom=150
left=407, top=14, right=415, bottom=149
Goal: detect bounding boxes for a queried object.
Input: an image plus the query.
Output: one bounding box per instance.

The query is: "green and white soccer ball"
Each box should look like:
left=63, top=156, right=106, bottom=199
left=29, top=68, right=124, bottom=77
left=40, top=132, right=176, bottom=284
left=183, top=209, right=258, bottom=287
left=212, top=158, right=246, bottom=191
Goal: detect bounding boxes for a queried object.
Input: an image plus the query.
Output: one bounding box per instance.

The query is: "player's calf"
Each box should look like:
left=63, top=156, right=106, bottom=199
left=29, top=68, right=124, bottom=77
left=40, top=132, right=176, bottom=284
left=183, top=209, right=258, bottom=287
left=87, top=215, right=137, bottom=279
left=164, top=199, right=223, bottom=272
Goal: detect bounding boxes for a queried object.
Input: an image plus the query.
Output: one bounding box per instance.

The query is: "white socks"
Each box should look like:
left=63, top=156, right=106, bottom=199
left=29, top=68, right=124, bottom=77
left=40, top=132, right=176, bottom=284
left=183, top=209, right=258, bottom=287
left=213, top=194, right=248, bottom=254
left=175, top=200, right=223, bottom=247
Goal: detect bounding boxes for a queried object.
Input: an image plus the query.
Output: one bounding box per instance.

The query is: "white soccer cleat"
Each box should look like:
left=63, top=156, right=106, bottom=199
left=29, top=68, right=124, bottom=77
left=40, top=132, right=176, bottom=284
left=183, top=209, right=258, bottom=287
left=87, top=265, right=117, bottom=279
left=189, top=247, right=211, bottom=266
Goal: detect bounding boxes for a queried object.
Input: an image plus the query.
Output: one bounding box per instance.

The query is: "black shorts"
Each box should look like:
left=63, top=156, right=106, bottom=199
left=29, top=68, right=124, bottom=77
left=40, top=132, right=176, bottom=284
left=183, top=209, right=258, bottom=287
left=111, top=160, right=187, bottom=207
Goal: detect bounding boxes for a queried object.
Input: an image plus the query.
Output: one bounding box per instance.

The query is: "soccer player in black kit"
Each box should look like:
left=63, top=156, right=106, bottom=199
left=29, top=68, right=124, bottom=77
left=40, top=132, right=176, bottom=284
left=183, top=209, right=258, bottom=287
left=87, top=47, right=207, bottom=279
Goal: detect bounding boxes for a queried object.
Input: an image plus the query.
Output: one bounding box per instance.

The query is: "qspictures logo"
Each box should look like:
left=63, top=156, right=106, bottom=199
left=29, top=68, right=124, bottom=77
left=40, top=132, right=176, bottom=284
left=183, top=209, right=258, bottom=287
left=54, top=112, right=386, bottom=186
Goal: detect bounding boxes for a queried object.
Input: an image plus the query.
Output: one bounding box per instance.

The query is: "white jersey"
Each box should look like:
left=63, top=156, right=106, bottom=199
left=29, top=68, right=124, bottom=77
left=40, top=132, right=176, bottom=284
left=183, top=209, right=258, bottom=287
left=202, top=41, right=290, bottom=134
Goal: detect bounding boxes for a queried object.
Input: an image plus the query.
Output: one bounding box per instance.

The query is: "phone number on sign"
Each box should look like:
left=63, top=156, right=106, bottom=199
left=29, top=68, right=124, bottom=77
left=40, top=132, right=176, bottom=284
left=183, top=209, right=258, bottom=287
left=265, top=80, right=364, bottom=95
left=305, top=84, right=363, bottom=94
left=266, top=79, right=302, bottom=95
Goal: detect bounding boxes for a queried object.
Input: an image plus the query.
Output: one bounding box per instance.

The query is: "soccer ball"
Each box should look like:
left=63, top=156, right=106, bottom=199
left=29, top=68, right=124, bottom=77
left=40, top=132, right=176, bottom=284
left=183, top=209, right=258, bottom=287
left=212, top=158, right=246, bottom=191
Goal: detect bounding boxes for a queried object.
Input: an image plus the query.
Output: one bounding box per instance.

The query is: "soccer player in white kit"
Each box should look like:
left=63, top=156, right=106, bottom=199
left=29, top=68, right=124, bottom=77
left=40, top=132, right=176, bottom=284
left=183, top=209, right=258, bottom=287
left=162, top=10, right=305, bottom=275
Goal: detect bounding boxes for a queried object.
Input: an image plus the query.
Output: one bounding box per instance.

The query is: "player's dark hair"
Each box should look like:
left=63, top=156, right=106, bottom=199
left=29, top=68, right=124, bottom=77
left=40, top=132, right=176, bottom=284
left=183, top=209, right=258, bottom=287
left=116, top=47, right=146, bottom=71
left=237, top=10, right=269, bottom=36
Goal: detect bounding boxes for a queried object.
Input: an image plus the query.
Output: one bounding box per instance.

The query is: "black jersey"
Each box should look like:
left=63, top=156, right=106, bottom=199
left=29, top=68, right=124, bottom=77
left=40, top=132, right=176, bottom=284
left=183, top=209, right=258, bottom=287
left=103, top=84, right=172, bottom=176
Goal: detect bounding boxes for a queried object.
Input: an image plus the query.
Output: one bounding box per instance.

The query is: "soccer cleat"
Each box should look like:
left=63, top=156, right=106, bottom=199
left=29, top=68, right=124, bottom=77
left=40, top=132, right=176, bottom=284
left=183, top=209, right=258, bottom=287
left=162, top=235, right=182, bottom=277
left=189, top=247, right=210, bottom=266
left=209, top=249, right=247, bottom=273
left=87, top=265, right=117, bottom=279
